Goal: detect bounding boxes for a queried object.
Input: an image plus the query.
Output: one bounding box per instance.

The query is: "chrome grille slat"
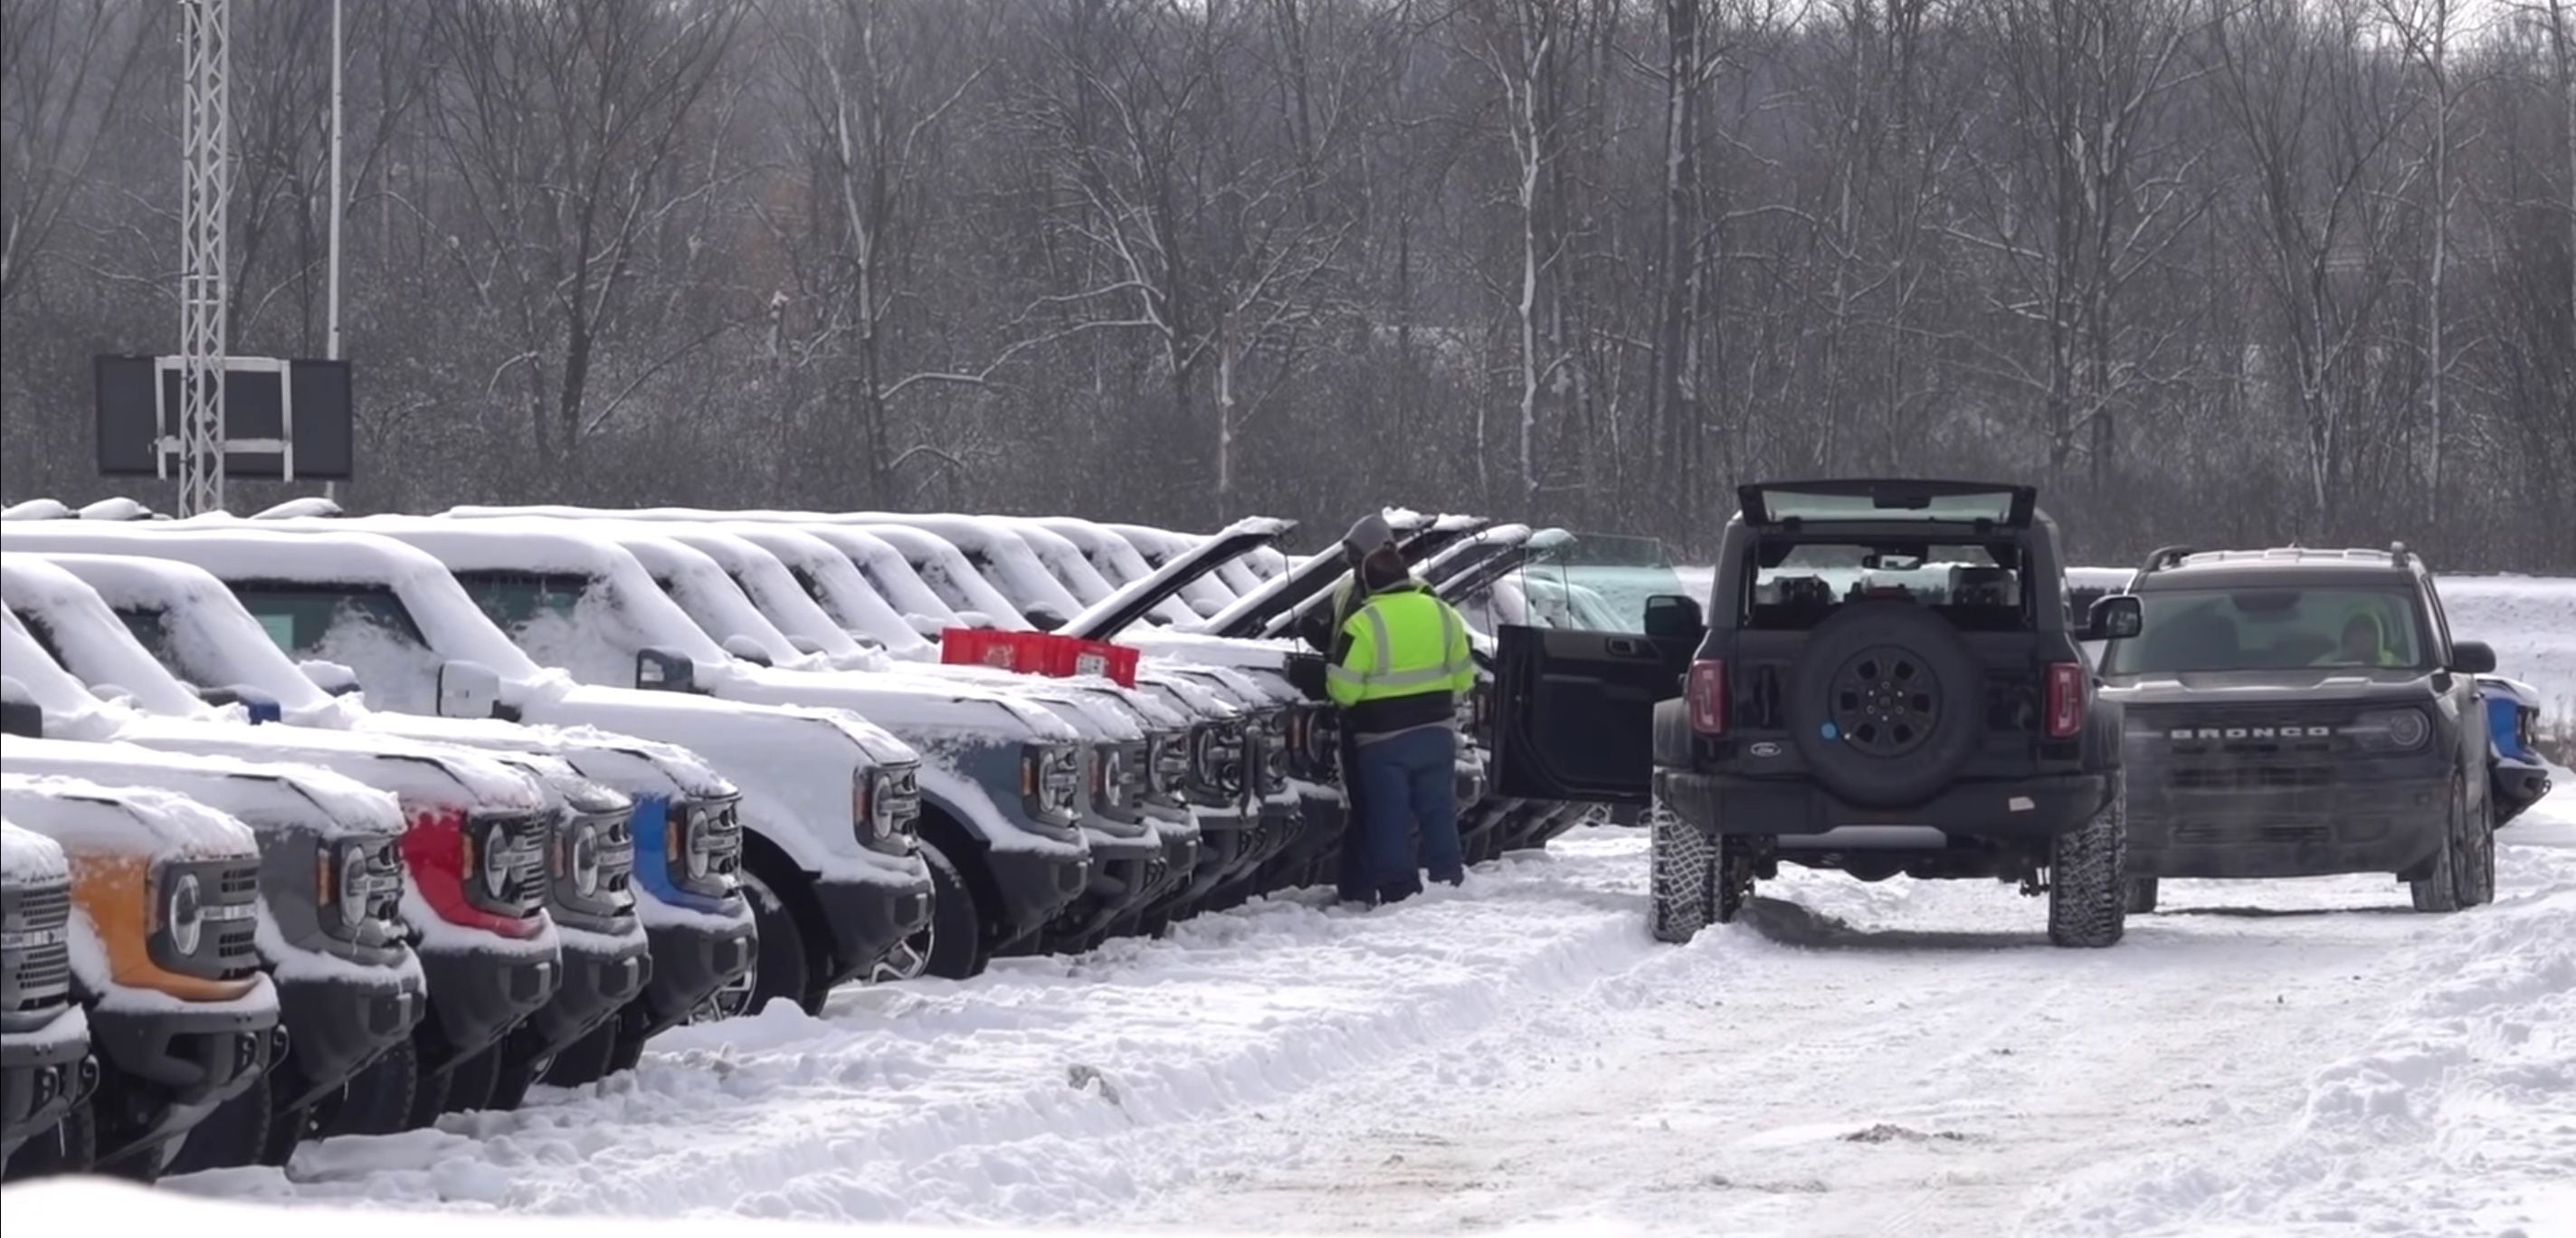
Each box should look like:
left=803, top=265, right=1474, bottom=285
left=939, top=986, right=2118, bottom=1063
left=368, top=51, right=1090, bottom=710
left=6, top=880, right=73, bottom=1011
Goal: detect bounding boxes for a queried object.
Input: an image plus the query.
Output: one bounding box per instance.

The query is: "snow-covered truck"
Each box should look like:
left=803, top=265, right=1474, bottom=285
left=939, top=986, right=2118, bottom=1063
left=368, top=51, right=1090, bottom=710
left=0, top=820, right=90, bottom=1167
left=0, top=738, right=426, bottom=1171
left=29, top=550, right=755, bottom=1073
left=0, top=593, right=564, bottom=1128
left=4, top=555, right=646, bottom=1111
left=0, top=776, right=282, bottom=1181
left=1, top=522, right=934, bottom=1011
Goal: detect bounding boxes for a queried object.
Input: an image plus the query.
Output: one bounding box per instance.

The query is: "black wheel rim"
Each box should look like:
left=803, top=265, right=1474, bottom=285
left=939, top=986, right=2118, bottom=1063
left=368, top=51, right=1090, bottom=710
left=870, top=920, right=933, bottom=985
left=1828, top=644, right=1942, bottom=757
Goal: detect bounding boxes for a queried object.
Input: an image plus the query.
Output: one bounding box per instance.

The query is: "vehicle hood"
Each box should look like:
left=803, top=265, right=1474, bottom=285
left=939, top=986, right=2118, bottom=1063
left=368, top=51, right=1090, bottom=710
left=1, top=736, right=405, bottom=842
left=105, top=714, right=552, bottom=813
left=2101, top=668, right=2441, bottom=707
left=1063, top=516, right=1292, bottom=643
left=341, top=711, right=737, bottom=804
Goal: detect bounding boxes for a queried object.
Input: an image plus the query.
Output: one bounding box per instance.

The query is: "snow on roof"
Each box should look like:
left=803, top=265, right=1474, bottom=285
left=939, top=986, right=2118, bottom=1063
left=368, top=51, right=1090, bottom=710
left=2, top=818, right=70, bottom=882
left=780, top=524, right=976, bottom=634
left=0, top=521, right=556, bottom=683
left=2, top=736, right=405, bottom=842
left=2, top=498, right=73, bottom=522
left=33, top=550, right=339, bottom=715
left=857, top=517, right=1086, bottom=624
left=609, top=524, right=880, bottom=668
left=855, top=524, right=1037, bottom=631
left=0, top=608, right=134, bottom=740
left=4, top=554, right=218, bottom=719
left=1, top=772, right=259, bottom=861
left=716, top=523, right=934, bottom=656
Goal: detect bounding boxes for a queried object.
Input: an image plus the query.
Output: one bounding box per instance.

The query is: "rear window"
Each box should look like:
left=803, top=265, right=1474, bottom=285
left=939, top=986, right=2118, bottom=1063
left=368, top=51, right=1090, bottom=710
left=2103, top=586, right=2430, bottom=674
left=1742, top=540, right=2028, bottom=632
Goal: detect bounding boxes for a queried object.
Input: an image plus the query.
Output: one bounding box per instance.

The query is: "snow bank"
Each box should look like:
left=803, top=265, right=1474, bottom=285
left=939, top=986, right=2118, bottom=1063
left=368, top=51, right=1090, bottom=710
left=0, top=1179, right=1644, bottom=1238
left=162, top=845, right=1658, bottom=1224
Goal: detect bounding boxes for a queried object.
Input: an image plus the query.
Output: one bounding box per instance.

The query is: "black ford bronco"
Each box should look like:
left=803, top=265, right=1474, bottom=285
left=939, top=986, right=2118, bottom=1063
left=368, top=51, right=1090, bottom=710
left=1491, top=480, right=2143, bottom=948
left=2095, top=545, right=2501, bottom=914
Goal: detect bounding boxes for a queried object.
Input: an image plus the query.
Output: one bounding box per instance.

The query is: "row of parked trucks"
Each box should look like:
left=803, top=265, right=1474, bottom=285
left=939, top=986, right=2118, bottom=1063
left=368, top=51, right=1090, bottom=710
left=0, top=499, right=1601, bottom=1182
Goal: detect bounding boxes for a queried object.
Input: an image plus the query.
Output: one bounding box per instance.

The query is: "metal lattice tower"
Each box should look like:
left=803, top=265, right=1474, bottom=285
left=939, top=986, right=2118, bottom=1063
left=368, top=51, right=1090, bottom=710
left=176, top=0, right=231, bottom=517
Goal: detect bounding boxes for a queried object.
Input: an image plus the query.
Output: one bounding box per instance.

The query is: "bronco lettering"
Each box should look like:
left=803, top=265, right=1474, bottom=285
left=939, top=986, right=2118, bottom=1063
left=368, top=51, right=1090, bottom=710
left=2167, top=725, right=2335, bottom=740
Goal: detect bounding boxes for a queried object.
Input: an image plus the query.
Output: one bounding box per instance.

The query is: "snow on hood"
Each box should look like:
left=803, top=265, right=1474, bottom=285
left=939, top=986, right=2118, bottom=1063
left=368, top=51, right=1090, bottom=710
left=1, top=818, right=70, bottom=882
left=620, top=525, right=889, bottom=670
left=795, top=524, right=1001, bottom=634
left=1, top=772, right=259, bottom=862
left=1032, top=517, right=1237, bottom=619
left=2, top=608, right=142, bottom=742
left=1067, top=516, right=1291, bottom=639
left=2, top=737, right=406, bottom=843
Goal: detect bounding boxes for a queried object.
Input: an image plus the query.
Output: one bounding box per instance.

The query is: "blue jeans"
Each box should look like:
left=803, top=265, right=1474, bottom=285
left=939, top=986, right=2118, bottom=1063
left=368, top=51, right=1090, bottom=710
left=1354, top=726, right=1465, bottom=895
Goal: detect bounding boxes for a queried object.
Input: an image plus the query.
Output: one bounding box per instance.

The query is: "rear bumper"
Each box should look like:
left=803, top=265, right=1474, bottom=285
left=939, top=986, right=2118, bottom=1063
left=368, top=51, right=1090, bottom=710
left=2128, top=776, right=2451, bottom=879
left=272, top=968, right=427, bottom=1109
left=1658, top=769, right=2109, bottom=843
left=813, top=870, right=936, bottom=989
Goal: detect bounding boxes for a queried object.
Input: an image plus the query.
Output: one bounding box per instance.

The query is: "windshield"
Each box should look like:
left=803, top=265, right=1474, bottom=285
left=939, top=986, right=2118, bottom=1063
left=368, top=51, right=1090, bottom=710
left=109, top=593, right=333, bottom=713
left=1746, top=483, right=2025, bottom=525
left=8, top=586, right=212, bottom=719
left=2102, top=586, right=2431, bottom=674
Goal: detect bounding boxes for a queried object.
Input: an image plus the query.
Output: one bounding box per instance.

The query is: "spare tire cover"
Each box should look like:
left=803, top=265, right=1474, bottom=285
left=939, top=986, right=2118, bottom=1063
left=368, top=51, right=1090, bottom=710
left=1785, top=601, right=1987, bottom=809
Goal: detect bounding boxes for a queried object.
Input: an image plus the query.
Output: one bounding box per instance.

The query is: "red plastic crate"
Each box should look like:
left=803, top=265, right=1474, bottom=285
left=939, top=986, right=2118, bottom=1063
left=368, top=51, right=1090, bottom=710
left=1041, top=637, right=1140, bottom=688
left=939, top=628, right=1053, bottom=673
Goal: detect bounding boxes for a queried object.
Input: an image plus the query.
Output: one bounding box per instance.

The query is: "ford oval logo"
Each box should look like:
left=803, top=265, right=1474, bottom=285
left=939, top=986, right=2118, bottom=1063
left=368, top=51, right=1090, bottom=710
left=1750, top=741, right=1783, bottom=757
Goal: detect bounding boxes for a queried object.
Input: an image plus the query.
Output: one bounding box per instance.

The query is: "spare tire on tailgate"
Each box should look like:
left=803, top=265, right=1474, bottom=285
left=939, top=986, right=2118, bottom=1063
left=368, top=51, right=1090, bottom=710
left=1786, top=602, right=1985, bottom=808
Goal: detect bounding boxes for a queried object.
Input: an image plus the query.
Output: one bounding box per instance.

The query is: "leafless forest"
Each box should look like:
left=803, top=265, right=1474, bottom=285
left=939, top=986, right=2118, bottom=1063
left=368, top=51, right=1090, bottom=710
left=2, top=0, right=2571, bottom=567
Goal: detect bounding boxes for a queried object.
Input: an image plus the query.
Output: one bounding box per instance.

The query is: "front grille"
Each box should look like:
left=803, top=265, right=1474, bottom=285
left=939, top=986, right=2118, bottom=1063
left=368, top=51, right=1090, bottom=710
left=2132, top=706, right=2354, bottom=795
left=475, top=812, right=552, bottom=919
left=3, top=880, right=73, bottom=1012
left=2170, top=765, right=2335, bottom=793
left=176, top=857, right=265, bottom=983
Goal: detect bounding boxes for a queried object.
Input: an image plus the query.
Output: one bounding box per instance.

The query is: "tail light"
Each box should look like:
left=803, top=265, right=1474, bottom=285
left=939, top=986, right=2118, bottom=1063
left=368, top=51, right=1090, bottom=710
left=2045, top=662, right=2085, bottom=739
left=1686, top=660, right=1726, bottom=736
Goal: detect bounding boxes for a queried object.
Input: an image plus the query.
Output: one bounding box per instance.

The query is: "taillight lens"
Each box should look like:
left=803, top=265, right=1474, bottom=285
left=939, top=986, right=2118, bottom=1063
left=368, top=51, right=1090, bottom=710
left=2045, top=661, right=2085, bottom=739
left=1686, top=660, right=1726, bottom=736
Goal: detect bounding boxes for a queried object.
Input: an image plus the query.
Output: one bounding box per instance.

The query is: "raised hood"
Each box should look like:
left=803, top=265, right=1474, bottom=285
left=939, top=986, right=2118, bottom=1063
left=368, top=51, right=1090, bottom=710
left=1064, top=517, right=1293, bottom=643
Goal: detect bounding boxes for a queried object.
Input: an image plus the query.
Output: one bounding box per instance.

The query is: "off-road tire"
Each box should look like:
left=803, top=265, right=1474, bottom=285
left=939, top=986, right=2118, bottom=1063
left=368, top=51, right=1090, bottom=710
left=1648, top=796, right=1715, bottom=944
left=481, top=1040, right=549, bottom=1112
left=2048, top=777, right=2128, bottom=948
left=1785, top=602, right=1988, bottom=809
left=542, top=1018, right=622, bottom=1089
left=1712, top=834, right=1754, bottom=926
left=740, top=866, right=820, bottom=1014
left=2411, top=778, right=2493, bottom=912
left=2123, top=877, right=2160, bottom=915
left=437, top=1043, right=506, bottom=1116
left=163, top=1068, right=271, bottom=1174
left=919, top=842, right=988, bottom=981
left=318, top=1037, right=418, bottom=1138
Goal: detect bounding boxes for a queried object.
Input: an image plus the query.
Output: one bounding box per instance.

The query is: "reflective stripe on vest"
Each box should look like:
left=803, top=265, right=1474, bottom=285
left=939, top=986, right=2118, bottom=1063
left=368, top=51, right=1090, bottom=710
left=1326, top=589, right=1474, bottom=699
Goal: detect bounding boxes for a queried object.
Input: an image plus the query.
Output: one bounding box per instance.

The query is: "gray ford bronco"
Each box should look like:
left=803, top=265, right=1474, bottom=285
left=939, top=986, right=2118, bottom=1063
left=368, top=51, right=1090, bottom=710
left=1491, top=481, right=2143, bottom=948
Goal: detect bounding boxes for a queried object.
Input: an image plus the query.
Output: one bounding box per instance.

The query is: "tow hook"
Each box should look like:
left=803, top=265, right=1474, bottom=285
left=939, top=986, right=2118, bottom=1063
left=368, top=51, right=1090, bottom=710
left=2020, top=871, right=2048, bottom=898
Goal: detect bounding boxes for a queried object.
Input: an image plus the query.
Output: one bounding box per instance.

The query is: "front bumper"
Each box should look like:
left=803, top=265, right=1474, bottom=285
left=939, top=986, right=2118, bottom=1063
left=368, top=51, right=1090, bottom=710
left=272, top=968, right=427, bottom=1109
left=415, top=946, right=559, bottom=1074
left=517, top=931, right=651, bottom=1059
left=2128, top=772, right=2452, bottom=879
left=1, top=1010, right=94, bottom=1162
left=1179, top=806, right=1250, bottom=902
left=88, top=1000, right=284, bottom=1168
left=981, top=844, right=1092, bottom=952
left=813, top=869, right=936, bottom=988
left=1658, top=769, right=2112, bottom=845
left=1046, top=824, right=1162, bottom=943
left=639, top=918, right=756, bottom=1034
left=2495, top=761, right=2554, bottom=827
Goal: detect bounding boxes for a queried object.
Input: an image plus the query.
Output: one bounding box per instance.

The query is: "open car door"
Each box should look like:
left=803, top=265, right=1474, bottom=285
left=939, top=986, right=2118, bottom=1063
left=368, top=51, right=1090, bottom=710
left=1490, top=610, right=1697, bottom=805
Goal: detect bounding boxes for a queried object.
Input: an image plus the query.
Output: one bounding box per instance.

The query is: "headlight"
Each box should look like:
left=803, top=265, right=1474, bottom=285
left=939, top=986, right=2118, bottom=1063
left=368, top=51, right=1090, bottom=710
left=2353, top=708, right=2431, bottom=749
left=166, top=871, right=204, bottom=956
left=480, top=822, right=516, bottom=900
left=684, top=810, right=714, bottom=878
left=567, top=821, right=603, bottom=898
left=336, top=844, right=371, bottom=931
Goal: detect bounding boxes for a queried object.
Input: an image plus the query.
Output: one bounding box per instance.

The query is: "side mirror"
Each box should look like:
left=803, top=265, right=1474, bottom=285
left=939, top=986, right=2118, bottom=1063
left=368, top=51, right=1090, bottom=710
left=1025, top=607, right=1067, bottom=633
left=720, top=633, right=775, bottom=667
left=635, top=646, right=699, bottom=694
left=2084, top=595, right=2144, bottom=642
left=2451, top=640, right=2497, bottom=676
left=298, top=660, right=363, bottom=697
left=0, top=677, right=41, bottom=738
left=436, top=660, right=503, bottom=719
left=1641, top=594, right=1705, bottom=642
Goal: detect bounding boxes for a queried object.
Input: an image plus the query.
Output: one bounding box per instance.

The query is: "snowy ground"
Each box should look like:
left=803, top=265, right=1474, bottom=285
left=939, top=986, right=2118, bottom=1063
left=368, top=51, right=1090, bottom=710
left=78, top=779, right=2561, bottom=1237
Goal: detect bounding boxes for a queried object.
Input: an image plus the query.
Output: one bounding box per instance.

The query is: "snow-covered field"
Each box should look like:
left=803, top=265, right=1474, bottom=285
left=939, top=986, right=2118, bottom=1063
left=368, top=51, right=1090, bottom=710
left=5, top=774, right=2530, bottom=1235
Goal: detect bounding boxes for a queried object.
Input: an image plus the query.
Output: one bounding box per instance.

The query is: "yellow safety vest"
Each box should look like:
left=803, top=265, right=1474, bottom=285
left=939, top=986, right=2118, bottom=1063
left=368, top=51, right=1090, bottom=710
left=1326, top=585, right=1476, bottom=708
